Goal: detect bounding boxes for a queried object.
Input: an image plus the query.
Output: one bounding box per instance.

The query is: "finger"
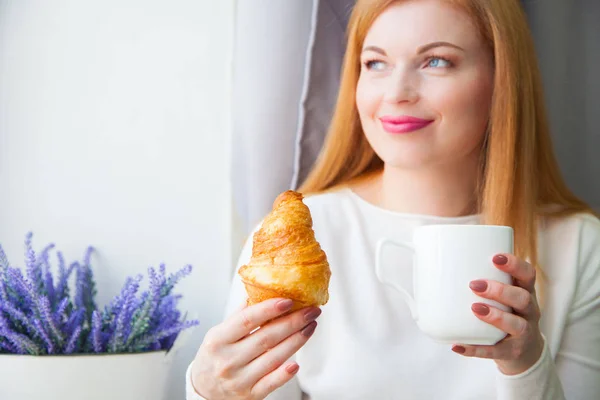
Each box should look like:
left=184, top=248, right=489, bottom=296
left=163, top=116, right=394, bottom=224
left=231, top=307, right=321, bottom=367
left=492, top=254, right=536, bottom=292
left=451, top=342, right=513, bottom=360
left=469, top=280, right=539, bottom=318
left=234, top=299, right=249, bottom=313
left=212, top=298, right=295, bottom=344
left=471, top=303, right=529, bottom=337
left=242, top=321, right=318, bottom=389
left=250, top=361, right=300, bottom=400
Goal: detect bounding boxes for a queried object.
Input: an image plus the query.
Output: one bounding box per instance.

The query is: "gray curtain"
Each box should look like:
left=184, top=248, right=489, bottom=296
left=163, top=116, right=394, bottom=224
left=232, top=0, right=600, bottom=238
left=523, top=0, right=600, bottom=211
left=231, top=0, right=353, bottom=236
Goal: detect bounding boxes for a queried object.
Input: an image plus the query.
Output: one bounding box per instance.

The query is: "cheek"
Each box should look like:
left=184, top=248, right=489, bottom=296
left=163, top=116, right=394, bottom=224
left=433, top=73, right=493, bottom=128
left=355, top=76, right=381, bottom=119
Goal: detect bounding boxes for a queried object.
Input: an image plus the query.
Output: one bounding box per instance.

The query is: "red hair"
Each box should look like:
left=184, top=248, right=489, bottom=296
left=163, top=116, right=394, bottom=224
left=300, top=0, right=595, bottom=276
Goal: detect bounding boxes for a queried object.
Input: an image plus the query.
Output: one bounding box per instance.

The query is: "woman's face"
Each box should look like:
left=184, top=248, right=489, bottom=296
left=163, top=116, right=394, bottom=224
left=356, top=0, right=494, bottom=170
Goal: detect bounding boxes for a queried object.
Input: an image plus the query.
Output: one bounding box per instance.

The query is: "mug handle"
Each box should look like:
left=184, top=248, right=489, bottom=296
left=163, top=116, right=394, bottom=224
left=375, top=238, right=418, bottom=320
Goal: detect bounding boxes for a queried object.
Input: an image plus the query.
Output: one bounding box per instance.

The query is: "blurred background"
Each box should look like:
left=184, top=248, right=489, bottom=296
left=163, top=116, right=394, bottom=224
left=0, top=0, right=597, bottom=398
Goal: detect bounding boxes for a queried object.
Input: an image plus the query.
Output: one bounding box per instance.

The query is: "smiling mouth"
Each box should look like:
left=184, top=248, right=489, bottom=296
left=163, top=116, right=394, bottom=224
left=379, top=116, right=434, bottom=134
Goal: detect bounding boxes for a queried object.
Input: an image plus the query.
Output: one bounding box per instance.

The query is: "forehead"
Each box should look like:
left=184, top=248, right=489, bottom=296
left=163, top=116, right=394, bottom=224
left=363, top=0, right=483, bottom=51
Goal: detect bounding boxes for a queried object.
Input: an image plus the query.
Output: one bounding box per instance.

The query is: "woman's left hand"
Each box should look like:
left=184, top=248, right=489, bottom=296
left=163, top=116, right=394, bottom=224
left=451, top=253, right=545, bottom=375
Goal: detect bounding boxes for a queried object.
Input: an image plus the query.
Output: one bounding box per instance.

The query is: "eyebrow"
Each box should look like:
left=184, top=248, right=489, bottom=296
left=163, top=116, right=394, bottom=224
left=362, top=41, right=465, bottom=55
left=417, top=41, right=464, bottom=53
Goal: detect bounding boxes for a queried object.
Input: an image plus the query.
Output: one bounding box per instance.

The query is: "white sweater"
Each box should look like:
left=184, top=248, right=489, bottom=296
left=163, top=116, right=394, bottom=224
left=187, top=188, right=600, bottom=400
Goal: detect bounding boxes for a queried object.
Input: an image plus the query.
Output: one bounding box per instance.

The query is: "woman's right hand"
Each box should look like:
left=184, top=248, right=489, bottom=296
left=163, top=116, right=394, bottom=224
left=190, top=298, right=321, bottom=400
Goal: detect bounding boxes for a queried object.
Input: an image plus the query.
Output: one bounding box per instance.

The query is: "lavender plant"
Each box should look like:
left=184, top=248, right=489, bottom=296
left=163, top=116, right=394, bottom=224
left=0, top=233, right=199, bottom=355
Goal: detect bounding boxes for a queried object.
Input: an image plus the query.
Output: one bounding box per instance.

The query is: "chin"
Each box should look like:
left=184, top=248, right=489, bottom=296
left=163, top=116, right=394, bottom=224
left=368, top=140, right=437, bottom=170
left=378, top=153, right=439, bottom=170
left=368, top=135, right=483, bottom=172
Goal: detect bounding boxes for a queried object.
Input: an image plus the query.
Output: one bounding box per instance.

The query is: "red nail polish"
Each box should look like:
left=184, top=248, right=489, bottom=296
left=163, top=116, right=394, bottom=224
left=286, top=363, right=299, bottom=375
left=302, top=321, right=317, bottom=337
left=276, top=299, right=294, bottom=312
left=493, top=254, right=508, bottom=265
left=452, top=345, right=466, bottom=354
left=469, top=280, right=488, bottom=292
left=304, top=308, right=322, bottom=322
left=472, top=303, right=490, bottom=316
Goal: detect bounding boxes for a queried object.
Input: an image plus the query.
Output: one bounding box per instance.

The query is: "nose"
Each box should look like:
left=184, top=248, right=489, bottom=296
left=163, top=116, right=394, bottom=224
left=383, top=68, right=419, bottom=104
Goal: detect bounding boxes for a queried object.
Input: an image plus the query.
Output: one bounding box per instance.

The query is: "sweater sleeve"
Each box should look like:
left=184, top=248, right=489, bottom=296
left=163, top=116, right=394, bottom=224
left=495, top=336, right=565, bottom=400
left=496, top=215, right=600, bottom=400
left=186, top=362, right=207, bottom=400
left=186, top=226, right=305, bottom=400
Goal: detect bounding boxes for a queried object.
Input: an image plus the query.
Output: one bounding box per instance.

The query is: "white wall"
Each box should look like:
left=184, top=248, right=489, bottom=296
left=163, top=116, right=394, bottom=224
left=0, top=0, right=235, bottom=398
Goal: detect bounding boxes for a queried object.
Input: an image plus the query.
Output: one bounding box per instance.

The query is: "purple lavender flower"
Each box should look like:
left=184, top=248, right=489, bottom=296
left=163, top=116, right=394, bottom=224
left=0, top=233, right=198, bottom=355
left=39, top=244, right=56, bottom=305
left=0, top=338, right=18, bottom=353
left=0, top=301, right=38, bottom=338
left=24, top=233, right=45, bottom=294
left=0, top=280, right=8, bottom=305
left=157, top=296, right=184, bottom=350
left=162, top=264, right=193, bottom=296
left=73, top=262, right=85, bottom=310
left=123, top=267, right=162, bottom=348
left=131, top=320, right=198, bottom=352
left=0, top=245, right=11, bottom=303
left=90, top=310, right=103, bottom=353
left=0, top=244, right=9, bottom=270
left=108, top=275, right=142, bottom=353
left=1, top=330, right=42, bottom=355
left=0, top=310, right=11, bottom=331
left=64, top=325, right=82, bottom=354
left=38, top=296, right=64, bottom=348
left=105, top=275, right=131, bottom=322
left=83, top=247, right=94, bottom=269
left=74, top=258, right=97, bottom=324
left=54, top=254, right=76, bottom=302
left=65, top=309, right=84, bottom=339
left=32, top=318, right=55, bottom=354
left=53, top=297, right=70, bottom=325
left=6, top=267, right=36, bottom=313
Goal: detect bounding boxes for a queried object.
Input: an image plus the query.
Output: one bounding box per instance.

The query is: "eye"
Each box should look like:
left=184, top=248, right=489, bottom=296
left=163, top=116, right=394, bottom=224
left=363, top=59, right=387, bottom=71
left=426, top=56, right=452, bottom=68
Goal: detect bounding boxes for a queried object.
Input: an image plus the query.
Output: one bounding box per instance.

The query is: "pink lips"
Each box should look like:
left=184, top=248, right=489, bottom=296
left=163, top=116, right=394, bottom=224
left=379, top=115, right=434, bottom=134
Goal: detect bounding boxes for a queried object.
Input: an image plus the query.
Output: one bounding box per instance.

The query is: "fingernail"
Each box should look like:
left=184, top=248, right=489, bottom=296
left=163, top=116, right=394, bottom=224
left=452, top=345, right=466, bottom=354
left=285, top=363, right=299, bottom=375
left=469, top=280, right=488, bottom=292
left=276, top=299, right=294, bottom=312
left=302, top=321, right=317, bottom=337
left=472, top=303, right=490, bottom=316
left=304, top=308, right=322, bottom=322
left=493, top=254, right=508, bottom=265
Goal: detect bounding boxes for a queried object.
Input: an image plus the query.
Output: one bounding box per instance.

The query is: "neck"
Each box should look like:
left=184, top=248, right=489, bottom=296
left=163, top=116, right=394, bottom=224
left=355, top=159, right=480, bottom=217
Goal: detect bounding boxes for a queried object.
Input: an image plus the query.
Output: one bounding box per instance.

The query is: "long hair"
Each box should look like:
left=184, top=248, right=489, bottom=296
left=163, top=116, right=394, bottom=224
left=299, top=0, right=595, bottom=274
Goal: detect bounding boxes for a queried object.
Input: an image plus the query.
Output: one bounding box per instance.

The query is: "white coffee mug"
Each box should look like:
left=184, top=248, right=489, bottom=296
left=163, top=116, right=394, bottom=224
left=375, top=224, right=514, bottom=345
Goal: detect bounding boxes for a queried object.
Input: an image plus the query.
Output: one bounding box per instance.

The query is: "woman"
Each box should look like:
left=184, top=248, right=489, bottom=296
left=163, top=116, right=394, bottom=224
left=187, top=0, right=600, bottom=399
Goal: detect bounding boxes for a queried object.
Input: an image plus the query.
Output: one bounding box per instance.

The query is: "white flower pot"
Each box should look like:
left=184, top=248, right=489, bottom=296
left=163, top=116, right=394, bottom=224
left=0, top=350, right=174, bottom=400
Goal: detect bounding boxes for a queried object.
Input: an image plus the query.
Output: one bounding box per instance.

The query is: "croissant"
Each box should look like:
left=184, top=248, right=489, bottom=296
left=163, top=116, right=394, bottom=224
left=238, top=190, right=331, bottom=311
